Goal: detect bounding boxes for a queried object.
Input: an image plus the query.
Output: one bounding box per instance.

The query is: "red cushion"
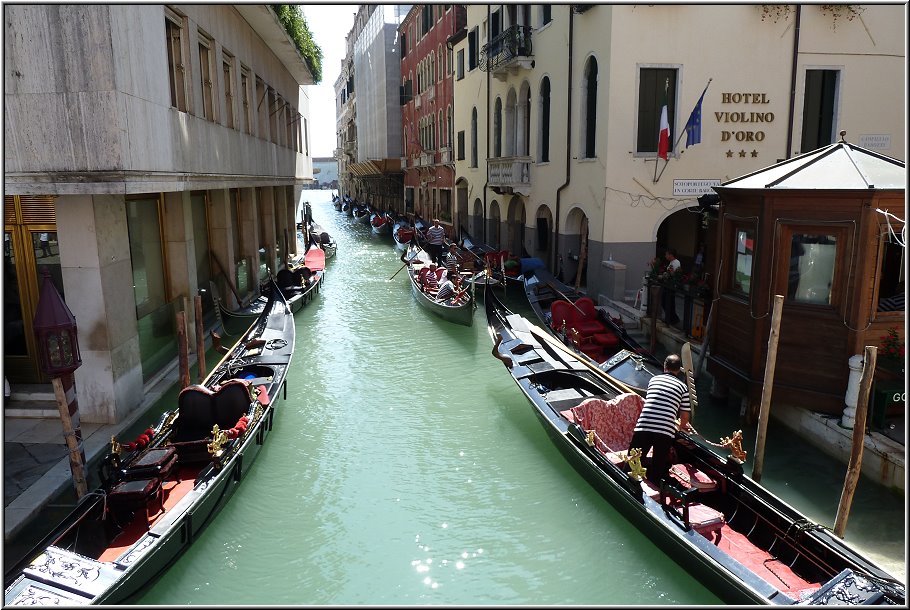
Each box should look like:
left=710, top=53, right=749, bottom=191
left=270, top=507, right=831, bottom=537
left=592, top=332, right=619, bottom=346
left=550, top=301, right=574, bottom=330
left=575, top=320, right=607, bottom=335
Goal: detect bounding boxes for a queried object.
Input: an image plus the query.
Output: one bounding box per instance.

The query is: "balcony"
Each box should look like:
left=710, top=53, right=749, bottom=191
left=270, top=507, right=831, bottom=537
left=439, top=148, right=452, bottom=164
left=479, top=25, right=533, bottom=81
left=488, top=156, right=532, bottom=196
left=419, top=152, right=433, bottom=167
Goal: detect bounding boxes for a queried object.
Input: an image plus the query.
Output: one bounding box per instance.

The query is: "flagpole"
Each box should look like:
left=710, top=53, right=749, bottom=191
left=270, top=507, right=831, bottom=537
left=655, top=78, right=712, bottom=183
left=653, top=78, right=669, bottom=183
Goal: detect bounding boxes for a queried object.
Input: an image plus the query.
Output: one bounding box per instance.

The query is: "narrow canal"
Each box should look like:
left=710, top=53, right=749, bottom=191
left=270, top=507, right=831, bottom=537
left=138, top=189, right=904, bottom=604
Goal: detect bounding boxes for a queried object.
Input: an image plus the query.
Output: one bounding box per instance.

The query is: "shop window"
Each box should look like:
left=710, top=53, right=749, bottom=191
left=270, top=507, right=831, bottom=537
left=732, top=227, right=755, bottom=296
left=4, top=232, right=27, bottom=356
left=190, top=192, right=213, bottom=320
left=127, top=196, right=174, bottom=381
left=787, top=233, right=836, bottom=305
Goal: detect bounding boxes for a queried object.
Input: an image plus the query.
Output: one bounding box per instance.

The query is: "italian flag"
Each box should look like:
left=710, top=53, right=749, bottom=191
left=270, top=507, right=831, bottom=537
left=657, top=86, right=670, bottom=160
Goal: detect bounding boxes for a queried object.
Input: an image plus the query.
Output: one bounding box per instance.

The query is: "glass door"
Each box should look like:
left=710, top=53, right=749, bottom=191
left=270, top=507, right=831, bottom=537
left=3, top=227, right=62, bottom=383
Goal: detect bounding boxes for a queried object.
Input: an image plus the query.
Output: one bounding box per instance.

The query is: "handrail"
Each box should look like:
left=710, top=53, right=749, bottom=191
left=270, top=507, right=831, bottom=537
left=479, top=25, right=533, bottom=72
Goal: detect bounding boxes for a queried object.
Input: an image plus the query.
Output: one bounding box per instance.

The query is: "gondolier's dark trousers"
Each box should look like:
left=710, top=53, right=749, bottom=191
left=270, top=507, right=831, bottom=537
left=628, top=430, right=673, bottom=484
left=427, top=243, right=444, bottom=264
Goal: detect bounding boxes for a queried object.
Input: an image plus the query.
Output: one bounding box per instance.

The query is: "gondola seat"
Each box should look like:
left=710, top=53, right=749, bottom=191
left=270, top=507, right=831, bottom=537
left=684, top=503, right=725, bottom=543
left=550, top=299, right=609, bottom=338
left=276, top=268, right=297, bottom=290
left=122, top=447, right=178, bottom=482
left=669, top=463, right=718, bottom=492
left=108, top=477, right=163, bottom=529
left=567, top=393, right=644, bottom=462
left=211, top=379, right=254, bottom=430
left=171, top=380, right=253, bottom=463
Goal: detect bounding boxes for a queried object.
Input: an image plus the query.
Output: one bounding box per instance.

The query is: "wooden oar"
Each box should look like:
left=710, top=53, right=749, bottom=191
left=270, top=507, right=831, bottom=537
left=680, top=342, right=698, bottom=421
left=389, top=241, right=423, bottom=281
left=526, top=324, right=637, bottom=396
left=545, top=281, right=586, bottom=316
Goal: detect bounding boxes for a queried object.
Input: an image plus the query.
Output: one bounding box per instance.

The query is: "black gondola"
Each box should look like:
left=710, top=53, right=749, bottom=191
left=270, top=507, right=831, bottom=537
left=483, top=281, right=904, bottom=606
left=524, top=266, right=663, bottom=395
left=5, top=277, right=296, bottom=605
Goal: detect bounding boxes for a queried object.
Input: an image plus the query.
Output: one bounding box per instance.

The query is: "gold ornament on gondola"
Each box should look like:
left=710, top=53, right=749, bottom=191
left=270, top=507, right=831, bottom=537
left=110, top=435, right=122, bottom=456
left=624, top=448, right=647, bottom=481
left=585, top=430, right=596, bottom=447
left=207, top=425, right=228, bottom=456
left=721, top=430, right=747, bottom=463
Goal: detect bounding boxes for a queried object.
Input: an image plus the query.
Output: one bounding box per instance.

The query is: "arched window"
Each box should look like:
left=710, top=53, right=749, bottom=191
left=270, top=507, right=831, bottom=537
left=494, top=97, right=503, bottom=158
left=438, top=110, right=444, bottom=147
left=583, top=56, right=598, bottom=158
left=505, top=88, right=517, bottom=156
left=447, top=105, right=453, bottom=150
left=471, top=107, right=478, bottom=168
left=519, top=82, right=531, bottom=157
left=539, top=77, right=551, bottom=162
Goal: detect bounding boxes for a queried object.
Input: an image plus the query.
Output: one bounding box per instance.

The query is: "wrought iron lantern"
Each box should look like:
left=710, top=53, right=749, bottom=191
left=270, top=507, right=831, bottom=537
left=33, top=268, right=82, bottom=376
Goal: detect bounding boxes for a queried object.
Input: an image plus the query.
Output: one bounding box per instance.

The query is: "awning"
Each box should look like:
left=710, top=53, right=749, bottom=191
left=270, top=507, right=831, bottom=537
left=348, top=158, right=402, bottom=177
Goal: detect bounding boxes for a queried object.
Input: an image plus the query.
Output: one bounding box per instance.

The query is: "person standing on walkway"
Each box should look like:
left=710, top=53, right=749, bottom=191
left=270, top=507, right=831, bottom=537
left=659, top=248, right=681, bottom=326
left=424, top=219, right=446, bottom=265
left=629, top=353, right=690, bottom=484
left=38, top=233, right=51, bottom=258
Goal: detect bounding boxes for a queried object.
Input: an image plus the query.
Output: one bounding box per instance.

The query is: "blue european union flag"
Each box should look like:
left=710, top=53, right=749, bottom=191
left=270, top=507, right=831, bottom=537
left=684, top=93, right=704, bottom=148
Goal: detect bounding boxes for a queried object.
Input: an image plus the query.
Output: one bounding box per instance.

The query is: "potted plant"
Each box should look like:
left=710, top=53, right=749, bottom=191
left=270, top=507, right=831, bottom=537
left=877, top=327, right=905, bottom=379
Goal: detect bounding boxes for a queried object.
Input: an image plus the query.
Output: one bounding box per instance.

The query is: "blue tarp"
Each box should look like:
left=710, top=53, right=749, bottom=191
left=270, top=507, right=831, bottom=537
left=520, top=258, right=546, bottom=274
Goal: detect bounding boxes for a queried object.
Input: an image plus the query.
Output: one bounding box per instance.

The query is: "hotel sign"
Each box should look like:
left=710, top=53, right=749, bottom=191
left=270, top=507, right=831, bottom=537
left=673, top=179, right=721, bottom=196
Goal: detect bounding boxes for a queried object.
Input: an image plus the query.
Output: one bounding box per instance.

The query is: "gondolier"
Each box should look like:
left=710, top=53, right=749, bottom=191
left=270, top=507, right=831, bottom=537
left=424, top=218, right=446, bottom=264
left=629, top=354, right=690, bottom=485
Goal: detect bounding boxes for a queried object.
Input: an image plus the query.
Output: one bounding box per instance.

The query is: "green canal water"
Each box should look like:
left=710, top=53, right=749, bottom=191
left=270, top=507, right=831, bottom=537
left=137, top=189, right=904, bottom=605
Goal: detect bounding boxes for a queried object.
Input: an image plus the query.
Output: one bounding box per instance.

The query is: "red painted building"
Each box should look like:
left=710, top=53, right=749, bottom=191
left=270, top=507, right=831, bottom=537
left=399, top=5, right=466, bottom=229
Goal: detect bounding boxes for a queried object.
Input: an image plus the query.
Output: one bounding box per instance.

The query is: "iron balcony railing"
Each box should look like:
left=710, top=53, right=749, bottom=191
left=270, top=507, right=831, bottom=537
left=479, top=25, right=533, bottom=73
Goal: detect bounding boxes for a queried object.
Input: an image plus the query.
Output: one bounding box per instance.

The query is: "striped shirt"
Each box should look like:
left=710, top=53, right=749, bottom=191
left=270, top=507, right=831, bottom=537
left=436, top=279, right=456, bottom=301
left=634, top=373, right=690, bottom=438
left=426, top=224, right=446, bottom=245
left=444, top=251, right=460, bottom=276
left=423, top=268, right=439, bottom=290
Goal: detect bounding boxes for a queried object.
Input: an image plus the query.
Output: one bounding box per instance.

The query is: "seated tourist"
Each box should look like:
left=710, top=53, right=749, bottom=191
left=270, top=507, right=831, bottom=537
left=423, top=263, right=440, bottom=294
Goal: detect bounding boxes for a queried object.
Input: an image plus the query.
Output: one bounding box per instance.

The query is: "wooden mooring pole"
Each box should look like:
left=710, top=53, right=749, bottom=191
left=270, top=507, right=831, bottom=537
left=834, top=345, right=877, bottom=537
left=176, top=310, right=190, bottom=390
left=649, top=284, right=660, bottom=354
left=751, top=294, right=784, bottom=483
left=195, top=295, right=206, bottom=382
